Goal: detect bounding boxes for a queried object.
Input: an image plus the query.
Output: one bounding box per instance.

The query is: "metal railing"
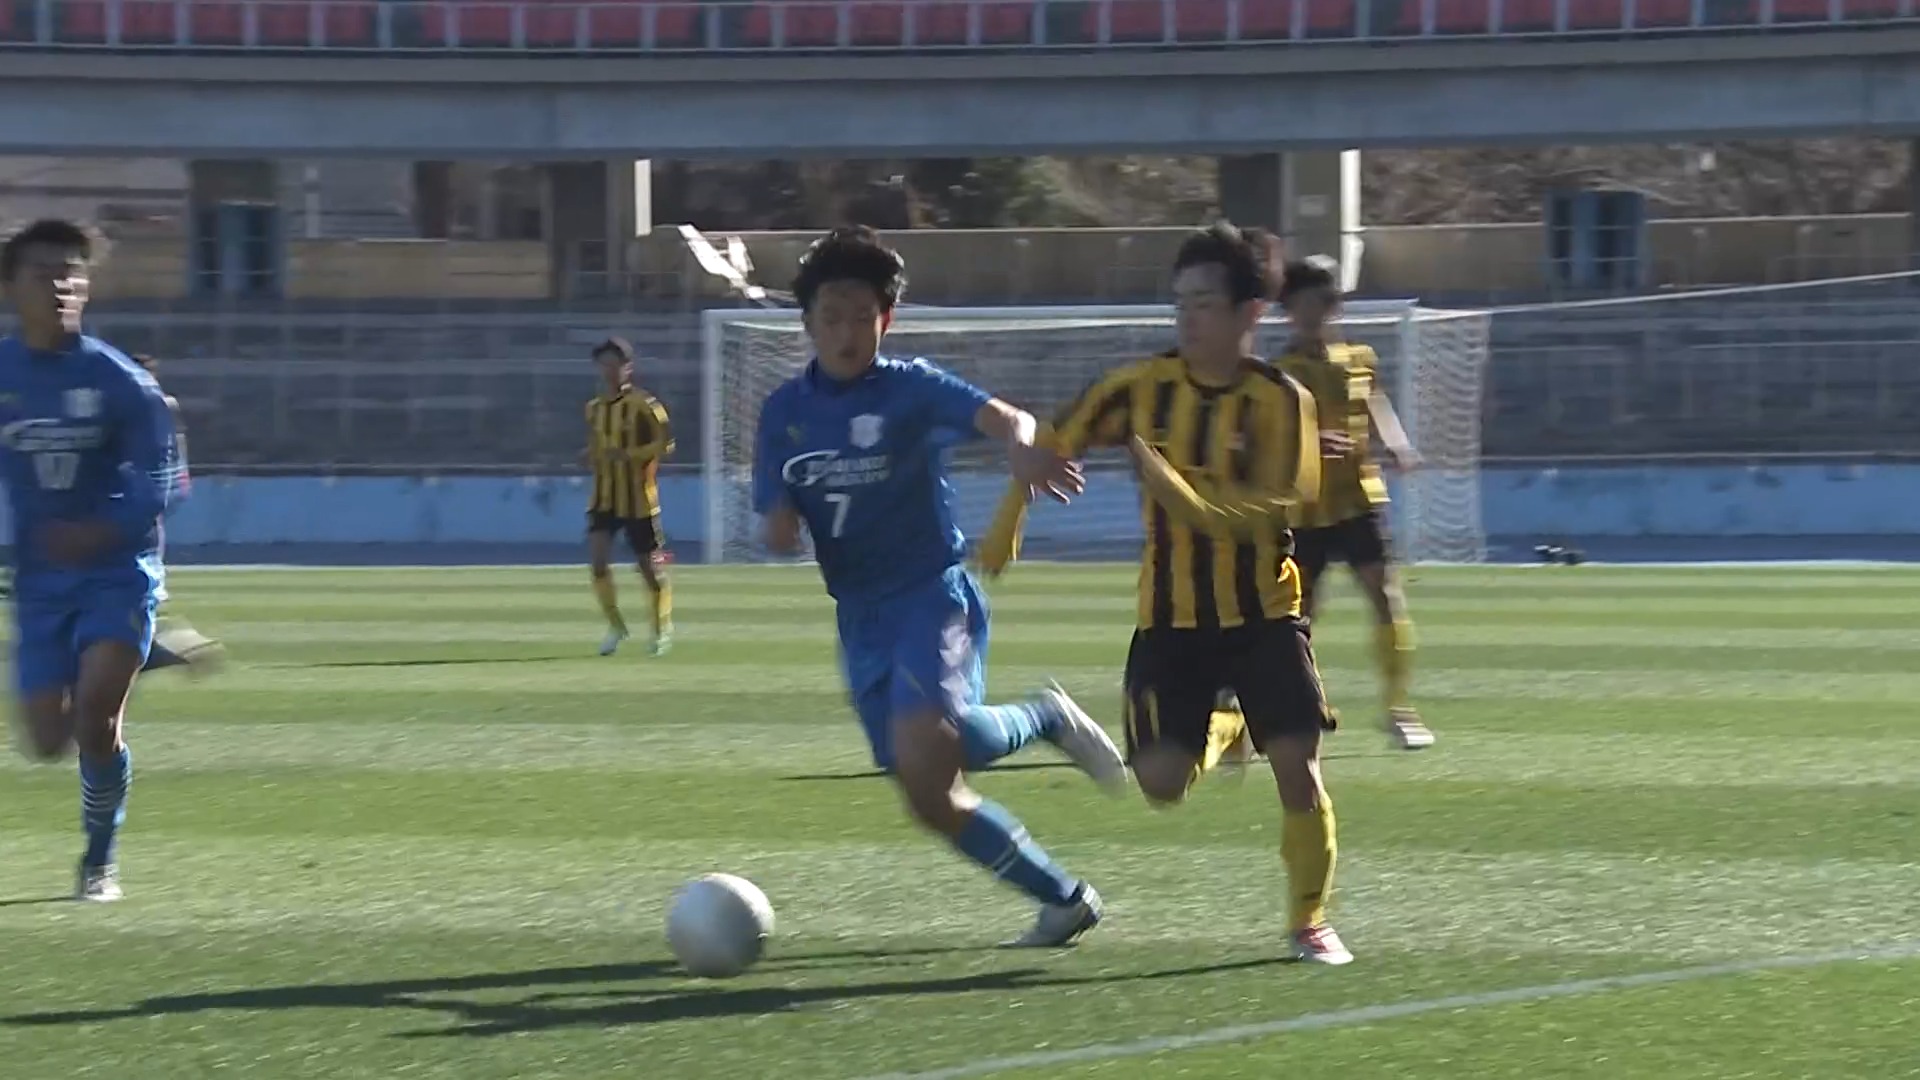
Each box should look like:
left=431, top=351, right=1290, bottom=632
left=0, top=0, right=1912, bottom=53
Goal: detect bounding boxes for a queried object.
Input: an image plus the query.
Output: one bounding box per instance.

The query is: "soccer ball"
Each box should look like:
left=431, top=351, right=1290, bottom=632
left=665, top=873, right=774, bottom=978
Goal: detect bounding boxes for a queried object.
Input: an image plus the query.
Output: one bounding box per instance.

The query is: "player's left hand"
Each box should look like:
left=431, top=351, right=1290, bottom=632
left=1009, top=441, right=1083, bottom=504
left=39, top=520, right=118, bottom=566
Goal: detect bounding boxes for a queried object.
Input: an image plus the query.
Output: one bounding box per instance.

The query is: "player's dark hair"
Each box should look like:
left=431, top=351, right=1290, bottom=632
left=1172, top=221, right=1271, bottom=305
left=591, top=337, right=635, bottom=364
left=792, top=225, right=907, bottom=313
left=0, top=218, right=95, bottom=281
left=1277, top=256, right=1341, bottom=305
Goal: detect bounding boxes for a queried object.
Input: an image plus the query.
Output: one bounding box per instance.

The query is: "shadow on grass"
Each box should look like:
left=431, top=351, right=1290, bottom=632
left=2, top=945, right=1289, bottom=1037
left=0, top=896, right=68, bottom=909
left=782, top=748, right=1390, bottom=783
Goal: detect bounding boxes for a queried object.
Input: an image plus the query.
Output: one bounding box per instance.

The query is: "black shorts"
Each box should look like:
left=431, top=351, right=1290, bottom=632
left=1122, top=618, right=1333, bottom=760
left=1293, top=509, right=1392, bottom=586
left=586, top=512, right=667, bottom=558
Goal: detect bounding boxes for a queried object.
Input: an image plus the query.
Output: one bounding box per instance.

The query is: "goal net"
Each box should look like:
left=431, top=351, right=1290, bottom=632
left=702, top=302, right=1491, bottom=566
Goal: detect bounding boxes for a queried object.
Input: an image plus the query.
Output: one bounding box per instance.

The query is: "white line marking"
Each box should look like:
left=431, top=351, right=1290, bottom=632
left=851, top=941, right=1920, bottom=1080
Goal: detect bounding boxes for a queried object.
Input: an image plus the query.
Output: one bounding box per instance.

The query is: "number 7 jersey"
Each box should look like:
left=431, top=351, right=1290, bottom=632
left=0, top=333, right=180, bottom=600
left=752, top=356, right=993, bottom=604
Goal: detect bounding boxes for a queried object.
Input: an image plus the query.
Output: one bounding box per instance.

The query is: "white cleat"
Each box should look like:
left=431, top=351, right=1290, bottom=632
left=1007, top=883, right=1103, bottom=948
left=155, top=625, right=226, bottom=676
left=599, top=627, right=629, bottom=657
left=1041, top=681, right=1128, bottom=794
left=1387, top=707, right=1436, bottom=751
left=75, top=863, right=122, bottom=904
left=1291, top=925, right=1353, bottom=966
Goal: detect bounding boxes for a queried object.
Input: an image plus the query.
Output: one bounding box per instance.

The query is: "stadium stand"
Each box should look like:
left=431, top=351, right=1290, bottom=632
left=6, top=0, right=1915, bottom=50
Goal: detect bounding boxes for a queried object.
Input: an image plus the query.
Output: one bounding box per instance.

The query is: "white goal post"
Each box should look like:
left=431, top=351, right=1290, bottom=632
left=701, top=302, right=1491, bottom=567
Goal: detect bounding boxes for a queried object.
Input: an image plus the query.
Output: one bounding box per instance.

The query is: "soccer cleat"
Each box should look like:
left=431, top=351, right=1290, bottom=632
left=1386, top=707, right=1435, bottom=751
left=151, top=624, right=226, bottom=677
left=648, top=627, right=674, bottom=657
left=1040, top=682, right=1128, bottom=794
left=1291, top=924, right=1353, bottom=966
left=599, top=627, right=629, bottom=656
left=75, top=862, right=122, bottom=904
left=1008, top=882, right=1102, bottom=948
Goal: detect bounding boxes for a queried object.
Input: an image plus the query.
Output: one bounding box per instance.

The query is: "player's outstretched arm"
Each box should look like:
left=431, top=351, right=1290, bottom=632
left=1366, top=389, right=1419, bottom=470
left=1128, top=377, right=1323, bottom=540
left=975, top=399, right=1083, bottom=505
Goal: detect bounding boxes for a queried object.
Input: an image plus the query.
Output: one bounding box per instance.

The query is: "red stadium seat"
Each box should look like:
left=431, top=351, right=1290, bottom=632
left=121, top=0, right=180, bottom=43
left=456, top=1, right=514, bottom=45
left=321, top=0, right=376, bottom=45
left=1630, top=0, right=1696, bottom=27
left=1566, top=0, right=1628, bottom=31
left=1842, top=0, right=1901, bottom=16
left=1770, top=0, right=1833, bottom=19
left=848, top=0, right=906, bottom=44
left=1307, top=0, right=1355, bottom=35
left=59, top=0, right=108, bottom=42
left=1101, top=0, right=1166, bottom=41
left=524, top=0, right=583, bottom=46
left=743, top=2, right=848, bottom=47
left=189, top=0, right=244, bottom=43
left=587, top=0, right=643, bottom=46
left=1236, top=0, right=1298, bottom=38
left=903, top=0, right=1032, bottom=44
left=644, top=0, right=702, bottom=46
left=256, top=2, right=315, bottom=45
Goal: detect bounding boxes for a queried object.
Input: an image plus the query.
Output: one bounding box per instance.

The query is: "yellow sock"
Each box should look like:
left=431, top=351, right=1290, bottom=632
left=592, top=574, right=626, bottom=634
left=648, top=572, right=673, bottom=636
left=1201, top=709, right=1248, bottom=774
left=1281, top=799, right=1337, bottom=932
left=1375, top=618, right=1416, bottom=711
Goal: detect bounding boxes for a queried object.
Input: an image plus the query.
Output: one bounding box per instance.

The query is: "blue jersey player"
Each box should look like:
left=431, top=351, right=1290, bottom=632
left=754, top=227, right=1125, bottom=947
left=0, top=219, right=180, bottom=902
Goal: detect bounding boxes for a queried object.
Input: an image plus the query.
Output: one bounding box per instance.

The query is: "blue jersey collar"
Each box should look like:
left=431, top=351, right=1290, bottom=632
left=803, top=355, right=886, bottom=395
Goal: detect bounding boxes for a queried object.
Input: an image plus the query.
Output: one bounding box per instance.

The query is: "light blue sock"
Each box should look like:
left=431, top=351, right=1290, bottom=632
left=951, top=798, right=1079, bottom=907
left=79, top=746, right=132, bottom=869
left=955, top=699, right=1062, bottom=771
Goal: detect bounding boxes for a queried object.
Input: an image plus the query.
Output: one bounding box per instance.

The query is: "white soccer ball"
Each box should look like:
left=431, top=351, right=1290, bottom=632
left=665, top=873, right=774, bottom=978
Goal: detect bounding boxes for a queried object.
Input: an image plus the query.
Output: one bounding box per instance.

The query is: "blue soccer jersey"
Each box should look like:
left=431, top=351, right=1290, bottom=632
left=753, top=356, right=993, bottom=603
left=0, top=333, right=179, bottom=691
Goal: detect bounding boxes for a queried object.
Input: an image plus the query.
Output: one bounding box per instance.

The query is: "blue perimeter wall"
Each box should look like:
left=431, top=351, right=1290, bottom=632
left=34, top=464, right=1917, bottom=565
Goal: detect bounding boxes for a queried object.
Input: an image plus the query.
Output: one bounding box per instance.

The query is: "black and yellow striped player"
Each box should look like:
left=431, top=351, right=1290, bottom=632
left=584, top=338, right=674, bottom=657
left=977, top=223, right=1351, bottom=966
left=1274, top=258, right=1433, bottom=751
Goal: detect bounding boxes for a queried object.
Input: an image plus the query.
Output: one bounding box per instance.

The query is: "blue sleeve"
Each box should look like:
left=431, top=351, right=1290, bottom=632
left=103, top=369, right=179, bottom=543
left=909, top=361, right=995, bottom=442
left=751, top=390, right=787, bottom=515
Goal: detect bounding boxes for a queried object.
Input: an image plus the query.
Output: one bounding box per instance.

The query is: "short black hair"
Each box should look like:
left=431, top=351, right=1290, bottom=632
left=792, top=225, right=907, bottom=313
left=1171, top=221, right=1271, bottom=305
left=1277, top=256, right=1340, bottom=305
left=591, top=337, right=634, bottom=364
left=1, top=219, right=95, bottom=281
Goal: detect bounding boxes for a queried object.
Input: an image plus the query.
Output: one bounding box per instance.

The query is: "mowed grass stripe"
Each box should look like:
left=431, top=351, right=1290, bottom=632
left=195, top=619, right=1920, bottom=653
left=108, top=661, right=1920, bottom=703
left=0, top=835, right=1912, bottom=964
left=12, top=722, right=1917, bottom=790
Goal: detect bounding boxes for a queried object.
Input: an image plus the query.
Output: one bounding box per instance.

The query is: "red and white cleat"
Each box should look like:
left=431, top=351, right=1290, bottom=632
left=1386, top=707, right=1435, bottom=751
left=1291, top=925, right=1354, bottom=966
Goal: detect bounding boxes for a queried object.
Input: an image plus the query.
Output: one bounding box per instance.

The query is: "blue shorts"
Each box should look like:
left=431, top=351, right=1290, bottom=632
left=13, top=591, right=158, bottom=697
left=837, top=565, right=989, bottom=771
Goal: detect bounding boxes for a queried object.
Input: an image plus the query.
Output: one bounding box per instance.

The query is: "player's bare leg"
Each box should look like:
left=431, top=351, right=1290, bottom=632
left=891, top=706, right=1101, bottom=948
left=1267, top=731, right=1351, bottom=965
left=15, top=688, right=77, bottom=762
left=587, top=531, right=628, bottom=655
left=1132, top=713, right=1250, bottom=804
left=71, top=639, right=141, bottom=902
left=636, top=553, right=673, bottom=656
left=1353, top=561, right=1432, bottom=750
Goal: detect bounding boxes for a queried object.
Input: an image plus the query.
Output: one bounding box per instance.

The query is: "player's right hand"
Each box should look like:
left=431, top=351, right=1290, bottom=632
left=1009, top=442, right=1083, bottom=504
left=1320, top=430, right=1355, bottom=457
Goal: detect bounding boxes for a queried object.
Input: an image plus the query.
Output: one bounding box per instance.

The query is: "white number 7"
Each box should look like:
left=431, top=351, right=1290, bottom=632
left=825, top=492, right=852, bottom=538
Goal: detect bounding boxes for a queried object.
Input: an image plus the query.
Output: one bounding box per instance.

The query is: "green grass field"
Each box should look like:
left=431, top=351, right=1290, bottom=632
left=2, top=564, right=1917, bottom=1079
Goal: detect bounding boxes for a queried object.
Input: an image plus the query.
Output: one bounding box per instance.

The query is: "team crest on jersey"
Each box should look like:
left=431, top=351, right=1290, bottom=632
left=849, top=413, right=884, bottom=449
left=65, top=388, right=101, bottom=418
left=787, top=425, right=805, bottom=444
